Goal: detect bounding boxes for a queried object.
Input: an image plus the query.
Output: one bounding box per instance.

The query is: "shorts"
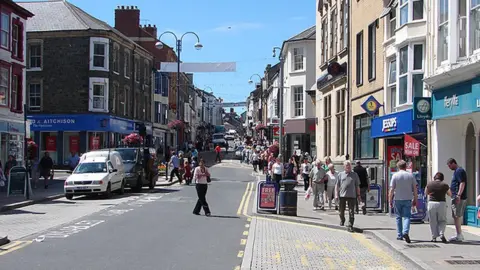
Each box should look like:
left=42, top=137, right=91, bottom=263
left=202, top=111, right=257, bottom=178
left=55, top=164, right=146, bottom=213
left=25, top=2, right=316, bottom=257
left=452, top=199, right=467, bottom=218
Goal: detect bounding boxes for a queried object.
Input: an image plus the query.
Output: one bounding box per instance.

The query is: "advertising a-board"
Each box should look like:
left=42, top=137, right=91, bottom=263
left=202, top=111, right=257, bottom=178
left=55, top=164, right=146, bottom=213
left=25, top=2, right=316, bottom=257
left=257, top=181, right=278, bottom=212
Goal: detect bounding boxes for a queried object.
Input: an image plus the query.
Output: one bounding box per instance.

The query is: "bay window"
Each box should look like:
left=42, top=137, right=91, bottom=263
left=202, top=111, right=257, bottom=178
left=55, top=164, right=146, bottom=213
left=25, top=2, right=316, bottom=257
left=412, top=44, right=424, bottom=98
left=89, top=37, right=109, bottom=71
left=89, top=77, right=109, bottom=112
left=459, top=0, right=467, bottom=57
left=396, top=43, right=424, bottom=107
left=399, top=0, right=408, bottom=26
left=388, top=59, right=397, bottom=112
left=438, top=0, right=449, bottom=64
left=471, top=0, right=480, bottom=52
left=387, top=10, right=397, bottom=39
left=398, top=46, right=408, bottom=105
left=412, top=0, right=424, bottom=20
left=399, top=0, right=424, bottom=27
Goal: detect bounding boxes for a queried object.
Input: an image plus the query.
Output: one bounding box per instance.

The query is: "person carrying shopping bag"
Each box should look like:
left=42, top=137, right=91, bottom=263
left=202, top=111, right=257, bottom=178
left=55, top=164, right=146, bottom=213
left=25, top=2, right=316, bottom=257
left=192, top=159, right=211, bottom=216
left=425, top=172, right=451, bottom=243
left=326, top=163, right=339, bottom=210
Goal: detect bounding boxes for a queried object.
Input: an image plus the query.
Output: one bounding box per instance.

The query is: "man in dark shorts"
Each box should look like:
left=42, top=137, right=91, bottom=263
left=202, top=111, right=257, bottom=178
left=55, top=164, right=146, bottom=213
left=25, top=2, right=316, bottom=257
left=447, top=158, right=467, bottom=242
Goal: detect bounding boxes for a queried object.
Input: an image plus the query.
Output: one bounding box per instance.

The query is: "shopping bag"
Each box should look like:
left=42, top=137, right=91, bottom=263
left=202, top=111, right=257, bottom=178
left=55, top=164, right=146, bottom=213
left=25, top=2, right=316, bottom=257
left=305, top=187, right=312, bottom=201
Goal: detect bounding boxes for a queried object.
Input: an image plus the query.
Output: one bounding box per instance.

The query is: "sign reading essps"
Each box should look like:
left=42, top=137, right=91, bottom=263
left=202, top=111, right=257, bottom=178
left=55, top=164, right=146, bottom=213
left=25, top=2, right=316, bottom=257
left=371, top=109, right=426, bottom=139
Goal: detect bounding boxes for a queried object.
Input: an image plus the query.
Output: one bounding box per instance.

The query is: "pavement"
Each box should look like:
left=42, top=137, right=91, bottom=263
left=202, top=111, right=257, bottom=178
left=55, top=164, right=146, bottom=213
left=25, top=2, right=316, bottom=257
left=249, top=173, right=480, bottom=269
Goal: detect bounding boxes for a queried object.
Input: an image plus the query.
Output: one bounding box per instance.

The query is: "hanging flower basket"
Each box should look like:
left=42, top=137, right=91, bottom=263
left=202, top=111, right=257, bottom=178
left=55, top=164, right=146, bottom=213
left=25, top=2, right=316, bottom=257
left=168, top=120, right=185, bottom=129
left=26, top=138, right=38, bottom=160
left=122, top=133, right=143, bottom=147
left=268, top=144, right=279, bottom=156
left=255, top=123, right=267, bottom=131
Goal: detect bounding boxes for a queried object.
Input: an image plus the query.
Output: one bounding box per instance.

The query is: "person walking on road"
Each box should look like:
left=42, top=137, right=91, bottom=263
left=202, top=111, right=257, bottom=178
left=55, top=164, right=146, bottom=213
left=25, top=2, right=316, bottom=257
left=447, top=158, right=468, bottom=242
left=215, top=145, right=222, bottom=163
left=192, top=159, right=211, bottom=216
left=39, top=152, right=52, bottom=189
left=335, top=160, right=361, bottom=232
left=354, top=161, right=369, bottom=215
left=426, top=172, right=451, bottom=243
left=309, top=160, right=328, bottom=210
left=252, top=151, right=259, bottom=172
left=389, top=160, right=418, bottom=243
left=301, top=159, right=312, bottom=191
left=326, top=163, right=338, bottom=210
left=168, top=152, right=181, bottom=183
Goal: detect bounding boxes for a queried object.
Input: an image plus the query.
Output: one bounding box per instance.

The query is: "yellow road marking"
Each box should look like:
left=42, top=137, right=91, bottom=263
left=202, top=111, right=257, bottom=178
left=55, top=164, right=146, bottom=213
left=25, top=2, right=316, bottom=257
left=352, top=234, right=405, bottom=269
left=324, top=257, right=335, bottom=269
left=240, top=239, right=247, bottom=245
left=300, top=255, right=309, bottom=266
left=273, top=252, right=281, bottom=264
left=237, top=182, right=251, bottom=215
left=234, top=266, right=240, bottom=270
left=245, top=223, right=250, bottom=228
left=242, top=181, right=254, bottom=216
left=0, top=241, right=32, bottom=256
left=247, top=217, right=251, bottom=221
left=243, top=231, right=249, bottom=236
left=237, top=251, right=244, bottom=258
left=340, top=244, right=350, bottom=253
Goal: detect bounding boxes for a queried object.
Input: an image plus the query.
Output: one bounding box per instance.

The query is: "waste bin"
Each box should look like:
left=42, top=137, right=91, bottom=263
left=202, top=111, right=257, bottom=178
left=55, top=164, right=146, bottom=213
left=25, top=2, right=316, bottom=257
left=278, top=179, right=297, bottom=216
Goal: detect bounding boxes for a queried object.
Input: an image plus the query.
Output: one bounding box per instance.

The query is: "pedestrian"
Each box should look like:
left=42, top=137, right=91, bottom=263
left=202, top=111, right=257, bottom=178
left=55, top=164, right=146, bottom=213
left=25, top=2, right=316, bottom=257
left=183, top=160, right=192, bottom=185
left=215, top=145, right=222, bottom=163
left=39, top=152, right=53, bottom=189
left=168, top=152, right=181, bottom=183
left=271, top=158, right=283, bottom=186
left=164, top=148, right=171, bottom=181
left=301, top=158, right=312, bottom=191
left=192, top=159, right=211, bottom=216
left=335, top=160, right=361, bottom=232
left=309, top=160, right=328, bottom=210
left=388, top=160, right=418, bottom=243
left=31, top=156, right=40, bottom=189
left=326, top=163, right=338, bottom=210
left=68, top=152, right=80, bottom=171
left=252, top=151, right=259, bottom=172
left=354, top=161, right=369, bottom=215
left=426, top=172, right=451, bottom=243
left=285, top=157, right=297, bottom=180
left=447, top=158, right=468, bottom=242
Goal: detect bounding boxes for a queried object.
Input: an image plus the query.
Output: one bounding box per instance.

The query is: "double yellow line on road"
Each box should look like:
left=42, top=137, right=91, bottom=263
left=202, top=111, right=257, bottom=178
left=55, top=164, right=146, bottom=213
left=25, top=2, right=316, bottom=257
left=237, top=182, right=254, bottom=217
left=0, top=241, right=32, bottom=256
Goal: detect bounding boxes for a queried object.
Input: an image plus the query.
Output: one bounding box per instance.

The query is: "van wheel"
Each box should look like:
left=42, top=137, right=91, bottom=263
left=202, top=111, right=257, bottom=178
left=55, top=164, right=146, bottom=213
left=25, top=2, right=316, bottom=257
left=134, top=176, right=143, bottom=193
left=104, top=183, right=112, bottom=199
left=65, top=194, right=74, bottom=200
left=118, top=180, right=125, bottom=195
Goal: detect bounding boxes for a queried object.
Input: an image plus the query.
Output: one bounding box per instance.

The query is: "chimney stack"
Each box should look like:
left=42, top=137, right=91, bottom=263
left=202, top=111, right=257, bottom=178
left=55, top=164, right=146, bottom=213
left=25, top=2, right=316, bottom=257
left=114, top=4, right=140, bottom=36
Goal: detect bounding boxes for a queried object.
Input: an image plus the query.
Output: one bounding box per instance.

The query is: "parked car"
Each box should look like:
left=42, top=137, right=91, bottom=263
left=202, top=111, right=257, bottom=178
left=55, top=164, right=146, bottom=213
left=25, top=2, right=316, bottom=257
left=111, top=147, right=157, bottom=192
left=235, top=146, right=244, bottom=160
left=212, top=133, right=227, bottom=148
left=64, top=150, right=125, bottom=199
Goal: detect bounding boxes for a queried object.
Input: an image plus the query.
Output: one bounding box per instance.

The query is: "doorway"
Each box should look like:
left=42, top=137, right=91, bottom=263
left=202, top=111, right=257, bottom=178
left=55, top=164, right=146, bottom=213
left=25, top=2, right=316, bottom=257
left=465, top=122, right=476, bottom=206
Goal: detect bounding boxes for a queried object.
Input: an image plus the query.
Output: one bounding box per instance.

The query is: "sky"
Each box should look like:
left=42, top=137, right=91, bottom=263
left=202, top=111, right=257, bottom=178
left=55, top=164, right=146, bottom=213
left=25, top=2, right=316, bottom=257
left=29, top=0, right=315, bottom=114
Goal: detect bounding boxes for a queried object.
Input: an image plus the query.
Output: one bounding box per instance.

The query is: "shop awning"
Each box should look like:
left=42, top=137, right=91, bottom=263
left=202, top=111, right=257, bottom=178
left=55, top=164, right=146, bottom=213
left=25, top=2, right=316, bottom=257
left=370, top=109, right=427, bottom=139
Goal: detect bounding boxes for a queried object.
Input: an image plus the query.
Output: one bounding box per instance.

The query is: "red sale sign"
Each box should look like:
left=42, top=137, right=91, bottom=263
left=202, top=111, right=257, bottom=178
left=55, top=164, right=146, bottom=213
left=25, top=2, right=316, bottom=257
left=404, top=134, right=420, bottom=157
left=46, top=136, right=56, bottom=151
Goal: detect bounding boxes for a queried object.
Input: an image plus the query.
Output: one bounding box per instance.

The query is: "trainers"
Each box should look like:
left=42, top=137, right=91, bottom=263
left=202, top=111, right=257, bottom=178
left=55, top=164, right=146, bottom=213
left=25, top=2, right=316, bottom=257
left=449, top=234, right=464, bottom=242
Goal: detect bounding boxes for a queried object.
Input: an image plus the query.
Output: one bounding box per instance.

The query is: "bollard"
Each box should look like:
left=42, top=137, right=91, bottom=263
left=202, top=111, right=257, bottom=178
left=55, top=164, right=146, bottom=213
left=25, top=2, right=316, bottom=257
left=278, top=179, right=297, bottom=216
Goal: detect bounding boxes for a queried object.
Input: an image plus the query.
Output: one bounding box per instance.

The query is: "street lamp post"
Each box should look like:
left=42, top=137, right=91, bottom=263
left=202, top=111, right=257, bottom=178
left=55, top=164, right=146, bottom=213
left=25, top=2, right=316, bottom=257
left=273, top=47, right=284, bottom=160
left=156, top=31, right=202, bottom=151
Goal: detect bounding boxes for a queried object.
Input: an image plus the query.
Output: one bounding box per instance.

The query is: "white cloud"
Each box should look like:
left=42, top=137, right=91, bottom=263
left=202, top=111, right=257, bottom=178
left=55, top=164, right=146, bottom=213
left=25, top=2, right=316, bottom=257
left=210, top=22, right=264, bottom=32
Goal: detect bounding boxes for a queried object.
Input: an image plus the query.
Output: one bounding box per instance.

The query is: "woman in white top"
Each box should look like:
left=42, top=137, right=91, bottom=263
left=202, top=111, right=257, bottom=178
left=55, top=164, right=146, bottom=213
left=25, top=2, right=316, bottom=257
left=192, top=159, right=211, bottom=216
left=301, top=159, right=311, bottom=191
left=252, top=151, right=259, bottom=172
left=271, top=158, right=283, bottom=185
left=325, top=163, right=338, bottom=210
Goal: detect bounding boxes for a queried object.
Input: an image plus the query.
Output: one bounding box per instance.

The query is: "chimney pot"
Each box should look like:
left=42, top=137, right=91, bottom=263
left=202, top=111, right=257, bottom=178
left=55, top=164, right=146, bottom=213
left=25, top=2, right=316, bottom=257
left=116, top=5, right=120, bottom=9
left=135, top=6, right=138, bottom=9
left=148, top=24, right=151, bottom=27
left=121, top=5, right=124, bottom=9
left=131, top=5, right=134, bottom=9
left=154, top=25, right=156, bottom=28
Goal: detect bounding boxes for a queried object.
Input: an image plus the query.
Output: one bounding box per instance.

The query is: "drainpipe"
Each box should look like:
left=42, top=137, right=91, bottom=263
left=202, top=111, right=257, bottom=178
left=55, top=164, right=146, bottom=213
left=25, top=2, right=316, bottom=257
left=132, top=44, right=137, bottom=129
left=345, top=0, right=351, bottom=161
left=425, top=0, right=433, bottom=186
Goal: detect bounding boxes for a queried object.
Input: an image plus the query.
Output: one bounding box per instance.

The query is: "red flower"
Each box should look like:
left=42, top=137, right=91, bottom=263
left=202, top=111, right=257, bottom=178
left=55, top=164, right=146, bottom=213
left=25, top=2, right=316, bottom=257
left=168, top=120, right=185, bottom=129
left=122, top=133, right=143, bottom=145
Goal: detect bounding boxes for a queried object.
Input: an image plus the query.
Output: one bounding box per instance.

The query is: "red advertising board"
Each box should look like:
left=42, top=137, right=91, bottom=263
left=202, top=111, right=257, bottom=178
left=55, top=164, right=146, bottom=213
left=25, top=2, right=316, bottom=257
left=259, top=184, right=277, bottom=209
left=89, top=136, right=100, bottom=150
left=404, top=134, right=420, bottom=157
left=387, top=145, right=403, bottom=172
left=273, top=126, right=280, bottom=137
left=69, top=136, right=79, bottom=153
left=46, top=136, right=56, bottom=151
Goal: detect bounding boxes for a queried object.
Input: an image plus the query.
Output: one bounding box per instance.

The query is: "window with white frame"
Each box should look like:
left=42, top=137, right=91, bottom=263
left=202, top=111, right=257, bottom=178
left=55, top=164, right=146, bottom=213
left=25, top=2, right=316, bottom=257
left=387, top=10, right=397, bottom=39
left=89, top=78, right=109, bottom=112
left=331, top=8, right=337, bottom=57
left=90, top=38, right=109, bottom=71
left=399, top=0, right=408, bottom=26
left=124, top=50, right=131, bottom=78
left=438, top=0, right=449, bottom=64
left=322, top=18, right=328, bottom=64
left=412, top=44, right=424, bottom=99
left=368, top=21, right=377, bottom=81
left=387, top=59, right=397, bottom=112
left=292, top=85, right=303, bottom=117
left=1, top=13, right=9, bottom=49
left=356, top=31, right=363, bottom=85
left=0, top=67, right=8, bottom=106
left=470, top=0, right=480, bottom=52
left=412, top=0, right=424, bottom=20
left=398, top=46, right=408, bottom=105
left=28, top=82, right=41, bottom=112
left=459, top=0, right=467, bottom=58
left=112, top=44, right=120, bottom=73
left=293, top=48, right=304, bottom=71
left=28, top=43, right=42, bottom=69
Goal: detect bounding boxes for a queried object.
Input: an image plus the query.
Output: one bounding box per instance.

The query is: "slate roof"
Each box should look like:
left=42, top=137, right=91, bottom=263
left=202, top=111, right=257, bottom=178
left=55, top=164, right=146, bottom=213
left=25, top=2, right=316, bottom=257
left=286, top=25, right=316, bottom=41
left=17, top=0, right=134, bottom=46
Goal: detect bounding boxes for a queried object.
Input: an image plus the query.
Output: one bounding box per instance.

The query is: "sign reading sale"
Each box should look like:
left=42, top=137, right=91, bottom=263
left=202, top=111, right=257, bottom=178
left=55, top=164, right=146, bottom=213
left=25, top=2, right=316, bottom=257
left=404, top=134, right=420, bottom=157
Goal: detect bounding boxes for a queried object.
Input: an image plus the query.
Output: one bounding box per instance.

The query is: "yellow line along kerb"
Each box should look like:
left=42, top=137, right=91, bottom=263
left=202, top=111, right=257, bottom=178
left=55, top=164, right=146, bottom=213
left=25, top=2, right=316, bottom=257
left=242, top=181, right=254, bottom=216
left=0, top=241, right=33, bottom=256
left=237, top=182, right=252, bottom=215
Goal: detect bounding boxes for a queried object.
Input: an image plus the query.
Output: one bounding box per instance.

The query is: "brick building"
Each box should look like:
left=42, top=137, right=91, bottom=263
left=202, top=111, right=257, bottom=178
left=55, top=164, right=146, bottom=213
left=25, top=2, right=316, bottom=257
left=114, top=5, right=193, bottom=151
left=0, top=0, right=33, bottom=164
left=18, top=1, right=154, bottom=165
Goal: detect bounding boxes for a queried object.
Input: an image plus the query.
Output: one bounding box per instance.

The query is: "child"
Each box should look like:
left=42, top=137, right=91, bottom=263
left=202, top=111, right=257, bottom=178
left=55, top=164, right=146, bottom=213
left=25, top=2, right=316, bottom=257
left=183, top=160, right=192, bottom=185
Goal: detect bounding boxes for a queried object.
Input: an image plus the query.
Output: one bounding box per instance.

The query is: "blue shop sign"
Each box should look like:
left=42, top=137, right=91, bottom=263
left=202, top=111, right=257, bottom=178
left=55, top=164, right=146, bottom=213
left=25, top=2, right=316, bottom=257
left=371, top=109, right=426, bottom=139
left=109, top=117, right=135, bottom=134
left=432, top=79, right=480, bottom=120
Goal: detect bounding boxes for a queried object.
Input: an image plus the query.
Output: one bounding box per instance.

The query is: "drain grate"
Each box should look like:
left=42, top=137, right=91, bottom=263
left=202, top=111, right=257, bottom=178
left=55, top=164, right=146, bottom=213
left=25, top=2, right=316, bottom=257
left=445, top=260, right=480, bottom=265
left=405, top=244, right=440, bottom=248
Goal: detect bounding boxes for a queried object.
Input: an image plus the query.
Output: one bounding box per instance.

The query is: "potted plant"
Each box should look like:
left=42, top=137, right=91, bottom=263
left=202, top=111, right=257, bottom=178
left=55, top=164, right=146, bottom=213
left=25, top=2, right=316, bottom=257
left=255, top=123, right=267, bottom=131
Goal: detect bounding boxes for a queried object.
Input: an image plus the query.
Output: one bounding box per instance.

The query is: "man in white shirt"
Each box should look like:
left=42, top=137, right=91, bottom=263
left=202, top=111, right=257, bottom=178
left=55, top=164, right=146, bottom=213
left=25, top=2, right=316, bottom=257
left=326, top=163, right=338, bottom=210
left=301, top=159, right=311, bottom=191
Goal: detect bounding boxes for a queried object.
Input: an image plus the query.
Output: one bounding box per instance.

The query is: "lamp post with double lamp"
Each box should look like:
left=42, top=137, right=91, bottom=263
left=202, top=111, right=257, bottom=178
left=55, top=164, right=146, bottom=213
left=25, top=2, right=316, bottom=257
left=272, top=46, right=284, bottom=160
left=248, top=74, right=263, bottom=142
left=155, top=31, right=203, bottom=151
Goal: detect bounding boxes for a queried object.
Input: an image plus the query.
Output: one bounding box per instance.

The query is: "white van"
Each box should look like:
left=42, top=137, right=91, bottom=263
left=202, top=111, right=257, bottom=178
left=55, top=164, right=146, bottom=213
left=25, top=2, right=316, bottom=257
left=64, top=150, right=125, bottom=200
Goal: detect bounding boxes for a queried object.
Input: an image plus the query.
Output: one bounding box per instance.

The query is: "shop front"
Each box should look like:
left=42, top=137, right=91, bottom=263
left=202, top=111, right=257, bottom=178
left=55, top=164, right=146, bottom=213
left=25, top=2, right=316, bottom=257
left=371, top=109, right=427, bottom=212
left=0, top=120, right=26, bottom=165
left=284, top=118, right=316, bottom=158
left=28, top=114, right=136, bottom=166
left=431, top=79, right=480, bottom=226
left=153, top=127, right=167, bottom=154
